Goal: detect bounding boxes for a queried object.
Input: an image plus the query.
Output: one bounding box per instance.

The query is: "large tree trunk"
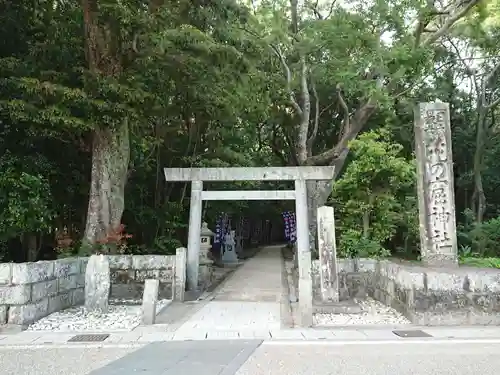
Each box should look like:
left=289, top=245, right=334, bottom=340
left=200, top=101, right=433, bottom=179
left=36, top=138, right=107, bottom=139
left=305, top=149, right=348, bottom=252
left=21, top=233, right=39, bottom=262
left=81, top=0, right=130, bottom=252
left=83, top=120, right=130, bottom=251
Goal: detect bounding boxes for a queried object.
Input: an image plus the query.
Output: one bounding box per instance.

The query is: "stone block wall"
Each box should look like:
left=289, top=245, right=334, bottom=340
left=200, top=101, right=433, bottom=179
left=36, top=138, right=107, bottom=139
left=312, top=258, right=500, bottom=325
left=0, top=249, right=193, bottom=328
left=311, top=258, right=376, bottom=302
left=0, top=258, right=86, bottom=326
left=108, top=255, right=176, bottom=300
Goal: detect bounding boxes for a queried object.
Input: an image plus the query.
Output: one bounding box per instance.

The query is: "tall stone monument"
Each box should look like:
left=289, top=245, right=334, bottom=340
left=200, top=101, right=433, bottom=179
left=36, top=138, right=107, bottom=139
left=317, top=206, right=339, bottom=302
left=414, top=102, right=458, bottom=266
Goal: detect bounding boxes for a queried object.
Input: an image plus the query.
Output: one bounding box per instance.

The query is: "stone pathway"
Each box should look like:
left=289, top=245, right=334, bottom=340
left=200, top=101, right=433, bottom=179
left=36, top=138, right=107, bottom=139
left=173, top=245, right=285, bottom=338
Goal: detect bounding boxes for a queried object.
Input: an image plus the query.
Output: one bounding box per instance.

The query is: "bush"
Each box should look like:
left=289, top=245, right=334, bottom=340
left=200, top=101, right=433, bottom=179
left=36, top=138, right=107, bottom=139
left=332, top=129, right=416, bottom=258
left=338, top=229, right=390, bottom=258
left=460, top=215, right=500, bottom=257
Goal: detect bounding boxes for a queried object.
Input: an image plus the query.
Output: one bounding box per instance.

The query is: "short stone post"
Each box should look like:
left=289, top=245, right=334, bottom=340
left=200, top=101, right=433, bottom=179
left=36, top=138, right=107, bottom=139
left=174, top=247, right=187, bottom=301
left=142, top=279, right=159, bottom=325
left=414, top=102, right=458, bottom=266
left=85, top=254, right=110, bottom=313
left=317, top=206, right=339, bottom=302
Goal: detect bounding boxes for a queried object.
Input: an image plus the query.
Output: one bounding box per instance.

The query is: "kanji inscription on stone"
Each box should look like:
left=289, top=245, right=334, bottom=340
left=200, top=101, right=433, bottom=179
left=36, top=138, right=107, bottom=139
left=414, top=102, right=458, bottom=266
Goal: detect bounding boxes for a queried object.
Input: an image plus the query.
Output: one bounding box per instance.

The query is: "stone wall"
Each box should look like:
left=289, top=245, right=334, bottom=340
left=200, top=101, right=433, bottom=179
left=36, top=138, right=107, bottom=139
left=311, top=259, right=375, bottom=302
left=0, top=258, right=86, bottom=326
left=312, top=258, right=500, bottom=325
left=108, top=255, right=176, bottom=300
left=0, top=249, right=194, bottom=327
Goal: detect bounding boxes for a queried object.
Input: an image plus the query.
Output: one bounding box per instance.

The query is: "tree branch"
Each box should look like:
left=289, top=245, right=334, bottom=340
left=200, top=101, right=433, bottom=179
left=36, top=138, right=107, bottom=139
left=420, top=0, right=481, bottom=47
left=307, top=97, right=377, bottom=166
left=336, top=83, right=350, bottom=140
left=296, top=55, right=310, bottom=163
left=486, top=96, right=500, bottom=110
left=307, top=75, right=320, bottom=156
left=270, top=44, right=303, bottom=116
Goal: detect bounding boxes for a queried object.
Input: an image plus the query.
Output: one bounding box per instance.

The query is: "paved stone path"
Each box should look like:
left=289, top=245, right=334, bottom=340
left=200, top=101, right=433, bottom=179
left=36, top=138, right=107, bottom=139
left=172, top=245, right=285, bottom=339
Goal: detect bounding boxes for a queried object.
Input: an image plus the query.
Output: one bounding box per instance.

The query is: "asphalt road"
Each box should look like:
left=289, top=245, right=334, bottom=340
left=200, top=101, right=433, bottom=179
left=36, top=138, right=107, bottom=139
left=237, top=341, right=500, bottom=375
left=0, top=340, right=498, bottom=375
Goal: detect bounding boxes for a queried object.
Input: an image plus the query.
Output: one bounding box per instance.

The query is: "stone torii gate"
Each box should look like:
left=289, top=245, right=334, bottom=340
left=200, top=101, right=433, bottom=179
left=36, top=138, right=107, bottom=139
left=164, top=166, right=335, bottom=326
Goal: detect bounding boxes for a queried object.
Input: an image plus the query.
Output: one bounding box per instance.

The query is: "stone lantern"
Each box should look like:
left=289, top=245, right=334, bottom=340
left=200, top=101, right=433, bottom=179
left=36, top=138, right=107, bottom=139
left=200, top=222, right=214, bottom=262
left=199, top=222, right=214, bottom=289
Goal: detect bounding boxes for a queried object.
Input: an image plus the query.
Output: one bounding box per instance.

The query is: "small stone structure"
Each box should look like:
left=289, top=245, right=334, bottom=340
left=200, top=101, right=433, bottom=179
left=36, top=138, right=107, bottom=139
left=199, top=222, right=214, bottom=263
left=108, top=254, right=175, bottom=300
left=198, top=223, right=215, bottom=290
left=85, top=254, right=110, bottom=312
left=141, top=279, right=159, bottom=325
left=0, top=248, right=195, bottom=328
left=311, top=259, right=500, bottom=325
left=222, top=231, right=238, bottom=264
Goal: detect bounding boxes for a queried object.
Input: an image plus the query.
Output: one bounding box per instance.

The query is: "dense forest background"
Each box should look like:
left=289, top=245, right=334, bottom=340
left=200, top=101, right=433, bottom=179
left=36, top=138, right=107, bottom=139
left=1, top=0, right=499, bottom=266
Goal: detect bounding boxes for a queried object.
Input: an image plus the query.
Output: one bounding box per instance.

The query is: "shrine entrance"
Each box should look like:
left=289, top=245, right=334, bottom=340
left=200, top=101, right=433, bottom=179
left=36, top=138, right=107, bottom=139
left=163, top=166, right=335, bottom=326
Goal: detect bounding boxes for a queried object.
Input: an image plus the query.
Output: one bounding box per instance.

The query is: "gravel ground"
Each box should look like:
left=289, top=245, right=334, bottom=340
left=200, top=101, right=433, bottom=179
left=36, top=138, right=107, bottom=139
left=27, top=299, right=170, bottom=332
left=313, top=298, right=411, bottom=326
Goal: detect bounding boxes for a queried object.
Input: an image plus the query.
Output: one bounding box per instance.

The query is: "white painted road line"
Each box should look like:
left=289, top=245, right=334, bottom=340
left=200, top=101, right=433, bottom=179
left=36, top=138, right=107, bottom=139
left=0, top=342, right=145, bottom=350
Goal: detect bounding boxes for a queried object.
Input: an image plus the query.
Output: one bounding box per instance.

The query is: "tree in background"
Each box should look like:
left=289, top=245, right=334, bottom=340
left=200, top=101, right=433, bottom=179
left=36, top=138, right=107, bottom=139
left=2, top=0, right=500, bottom=265
left=332, top=130, right=416, bottom=258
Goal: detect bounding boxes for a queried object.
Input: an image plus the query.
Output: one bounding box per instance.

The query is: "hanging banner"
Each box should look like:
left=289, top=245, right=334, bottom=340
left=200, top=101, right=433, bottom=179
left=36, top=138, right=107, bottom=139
left=282, top=211, right=291, bottom=240
left=214, top=214, right=223, bottom=244
left=223, top=213, right=230, bottom=237
left=242, top=217, right=250, bottom=238
left=289, top=212, right=297, bottom=243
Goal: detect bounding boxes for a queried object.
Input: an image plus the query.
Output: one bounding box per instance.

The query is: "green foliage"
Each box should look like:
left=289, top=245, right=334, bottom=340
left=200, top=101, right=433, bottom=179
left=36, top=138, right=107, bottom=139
left=333, top=130, right=416, bottom=257
left=0, top=0, right=494, bottom=263
left=0, top=153, right=54, bottom=240
left=460, top=257, right=500, bottom=268
left=459, top=214, right=500, bottom=257
left=338, top=229, right=390, bottom=258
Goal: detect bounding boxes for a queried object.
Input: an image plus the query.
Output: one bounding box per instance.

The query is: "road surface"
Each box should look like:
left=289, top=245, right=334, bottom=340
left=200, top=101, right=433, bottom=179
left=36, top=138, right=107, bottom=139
left=0, top=339, right=497, bottom=375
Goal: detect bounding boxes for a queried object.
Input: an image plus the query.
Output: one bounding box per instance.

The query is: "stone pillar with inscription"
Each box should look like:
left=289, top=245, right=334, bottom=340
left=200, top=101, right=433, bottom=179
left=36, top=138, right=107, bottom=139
left=414, top=102, right=458, bottom=266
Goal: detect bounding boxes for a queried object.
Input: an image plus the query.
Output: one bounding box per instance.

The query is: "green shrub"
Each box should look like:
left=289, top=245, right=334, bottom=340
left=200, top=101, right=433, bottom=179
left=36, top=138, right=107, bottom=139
left=460, top=216, right=500, bottom=257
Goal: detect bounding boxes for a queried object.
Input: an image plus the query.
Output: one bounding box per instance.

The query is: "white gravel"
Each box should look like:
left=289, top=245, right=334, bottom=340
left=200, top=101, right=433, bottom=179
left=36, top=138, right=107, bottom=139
left=313, top=298, right=412, bottom=326
left=27, top=299, right=170, bottom=332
